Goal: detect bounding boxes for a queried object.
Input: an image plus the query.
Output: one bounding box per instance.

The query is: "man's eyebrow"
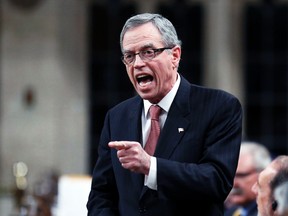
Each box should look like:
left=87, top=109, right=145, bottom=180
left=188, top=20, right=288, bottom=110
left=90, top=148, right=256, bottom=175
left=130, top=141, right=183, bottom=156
left=123, top=43, right=155, bottom=53
left=141, top=44, right=154, bottom=49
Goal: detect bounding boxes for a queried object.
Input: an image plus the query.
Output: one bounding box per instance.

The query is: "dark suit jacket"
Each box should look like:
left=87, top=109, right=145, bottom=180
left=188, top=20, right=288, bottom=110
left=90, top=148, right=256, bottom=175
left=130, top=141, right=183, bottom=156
left=87, top=76, right=242, bottom=216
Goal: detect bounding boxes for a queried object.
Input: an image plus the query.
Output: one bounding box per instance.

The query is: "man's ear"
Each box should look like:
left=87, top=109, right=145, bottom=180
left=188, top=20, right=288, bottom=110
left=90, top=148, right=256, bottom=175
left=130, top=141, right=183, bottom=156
left=171, top=46, right=181, bottom=69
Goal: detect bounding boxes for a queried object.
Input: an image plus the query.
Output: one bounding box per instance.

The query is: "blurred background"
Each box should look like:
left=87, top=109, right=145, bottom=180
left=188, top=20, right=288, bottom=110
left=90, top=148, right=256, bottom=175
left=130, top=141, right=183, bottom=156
left=0, top=0, right=287, bottom=215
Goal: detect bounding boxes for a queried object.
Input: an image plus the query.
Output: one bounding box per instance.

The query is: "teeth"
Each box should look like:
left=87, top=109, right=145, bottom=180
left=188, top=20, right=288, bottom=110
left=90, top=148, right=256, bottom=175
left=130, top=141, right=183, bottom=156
left=139, top=81, right=152, bottom=86
left=137, top=75, right=146, bottom=78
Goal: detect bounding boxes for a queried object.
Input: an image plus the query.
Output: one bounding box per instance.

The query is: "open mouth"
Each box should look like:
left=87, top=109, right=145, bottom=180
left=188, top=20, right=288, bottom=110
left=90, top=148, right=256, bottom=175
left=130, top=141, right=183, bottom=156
left=137, top=74, right=154, bottom=87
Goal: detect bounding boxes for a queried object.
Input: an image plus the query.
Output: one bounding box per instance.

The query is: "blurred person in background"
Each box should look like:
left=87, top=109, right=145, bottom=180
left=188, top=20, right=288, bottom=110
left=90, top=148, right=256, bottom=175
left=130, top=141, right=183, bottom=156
left=224, top=141, right=272, bottom=216
left=86, top=13, right=242, bottom=216
left=273, top=182, right=288, bottom=216
left=270, top=167, right=288, bottom=216
left=252, top=155, right=288, bottom=216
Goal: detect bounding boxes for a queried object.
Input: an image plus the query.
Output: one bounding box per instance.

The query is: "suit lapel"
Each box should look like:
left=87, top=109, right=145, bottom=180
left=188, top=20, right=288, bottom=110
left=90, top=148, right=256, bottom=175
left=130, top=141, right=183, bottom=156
left=155, top=106, right=190, bottom=158
left=127, top=98, right=143, bottom=142
left=154, top=76, right=191, bottom=158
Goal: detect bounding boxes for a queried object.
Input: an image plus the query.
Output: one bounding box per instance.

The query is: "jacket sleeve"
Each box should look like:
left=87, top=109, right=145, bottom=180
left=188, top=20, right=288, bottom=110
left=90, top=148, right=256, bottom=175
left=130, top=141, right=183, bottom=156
left=86, top=112, right=119, bottom=216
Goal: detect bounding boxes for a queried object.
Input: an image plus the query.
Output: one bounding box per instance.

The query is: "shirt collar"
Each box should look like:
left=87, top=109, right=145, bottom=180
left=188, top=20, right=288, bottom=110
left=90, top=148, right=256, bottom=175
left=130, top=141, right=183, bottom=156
left=144, top=73, right=181, bottom=118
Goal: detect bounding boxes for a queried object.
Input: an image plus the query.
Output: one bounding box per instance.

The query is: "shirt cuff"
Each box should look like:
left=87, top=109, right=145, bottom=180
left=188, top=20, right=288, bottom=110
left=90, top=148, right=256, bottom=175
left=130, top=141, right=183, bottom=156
left=144, top=156, right=157, bottom=190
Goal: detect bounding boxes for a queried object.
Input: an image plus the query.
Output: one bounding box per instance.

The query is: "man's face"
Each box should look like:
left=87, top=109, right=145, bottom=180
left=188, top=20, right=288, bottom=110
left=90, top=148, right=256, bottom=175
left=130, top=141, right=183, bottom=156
left=252, top=165, right=277, bottom=216
left=228, top=152, right=259, bottom=206
left=122, top=22, right=181, bottom=104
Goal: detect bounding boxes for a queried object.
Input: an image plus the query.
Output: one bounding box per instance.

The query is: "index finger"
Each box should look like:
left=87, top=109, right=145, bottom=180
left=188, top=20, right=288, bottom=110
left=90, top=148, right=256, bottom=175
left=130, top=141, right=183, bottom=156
left=108, top=141, right=127, bottom=150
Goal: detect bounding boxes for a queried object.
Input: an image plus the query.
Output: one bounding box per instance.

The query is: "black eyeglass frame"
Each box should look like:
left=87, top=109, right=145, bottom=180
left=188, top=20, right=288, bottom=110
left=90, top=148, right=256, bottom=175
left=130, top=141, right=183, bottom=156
left=121, top=47, right=173, bottom=65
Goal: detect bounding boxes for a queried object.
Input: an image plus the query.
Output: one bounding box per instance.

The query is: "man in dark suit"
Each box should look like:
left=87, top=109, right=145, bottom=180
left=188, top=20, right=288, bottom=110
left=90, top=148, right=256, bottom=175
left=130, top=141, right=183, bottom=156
left=87, top=13, right=242, bottom=216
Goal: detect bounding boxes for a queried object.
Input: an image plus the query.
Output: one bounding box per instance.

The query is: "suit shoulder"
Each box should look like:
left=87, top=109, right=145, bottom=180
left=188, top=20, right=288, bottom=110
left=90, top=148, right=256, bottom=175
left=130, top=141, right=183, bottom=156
left=108, top=95, right=142, bottom=113
left=180, top=77, right=239, bottom=103
left=190, top=84, right=241, bottom=104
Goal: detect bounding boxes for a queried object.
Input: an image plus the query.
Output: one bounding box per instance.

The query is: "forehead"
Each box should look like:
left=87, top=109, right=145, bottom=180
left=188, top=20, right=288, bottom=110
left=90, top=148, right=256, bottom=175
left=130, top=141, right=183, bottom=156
left=122, top=22, right=163, bottom=50
left=237, top=152, right=254, bottom=171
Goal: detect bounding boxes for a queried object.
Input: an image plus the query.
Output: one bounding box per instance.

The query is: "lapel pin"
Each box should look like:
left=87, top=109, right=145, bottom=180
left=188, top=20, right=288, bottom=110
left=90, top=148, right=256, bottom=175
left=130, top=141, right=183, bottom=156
left=178, top=128, right=184, bottom=133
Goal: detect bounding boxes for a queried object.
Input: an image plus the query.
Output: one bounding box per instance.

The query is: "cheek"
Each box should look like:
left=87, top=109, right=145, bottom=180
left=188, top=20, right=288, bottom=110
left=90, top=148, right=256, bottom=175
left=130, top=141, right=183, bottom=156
left=126, top=69, right=135, bottom=82
left=251, top=183, right=257, bottom=194
left=156, top=65, right=174, bottom=85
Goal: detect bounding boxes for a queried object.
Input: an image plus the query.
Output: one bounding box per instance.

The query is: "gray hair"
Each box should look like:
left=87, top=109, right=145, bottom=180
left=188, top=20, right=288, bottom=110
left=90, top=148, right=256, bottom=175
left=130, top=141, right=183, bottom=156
left=274, top=182, right=288, bottom=215
left=240, top=141, right=272, bottom=171
left=120, top=13, right=182, bottom=53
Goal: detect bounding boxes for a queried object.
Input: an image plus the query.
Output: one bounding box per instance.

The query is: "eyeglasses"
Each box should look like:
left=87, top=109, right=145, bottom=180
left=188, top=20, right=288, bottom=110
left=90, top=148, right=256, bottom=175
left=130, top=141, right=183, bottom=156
left=122, top=47, right=173, bottom=65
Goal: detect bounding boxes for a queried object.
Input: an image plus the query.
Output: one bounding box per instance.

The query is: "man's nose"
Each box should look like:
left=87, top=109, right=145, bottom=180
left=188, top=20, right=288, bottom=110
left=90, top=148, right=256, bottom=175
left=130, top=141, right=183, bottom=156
left=133, top=54, right=145, bottom=66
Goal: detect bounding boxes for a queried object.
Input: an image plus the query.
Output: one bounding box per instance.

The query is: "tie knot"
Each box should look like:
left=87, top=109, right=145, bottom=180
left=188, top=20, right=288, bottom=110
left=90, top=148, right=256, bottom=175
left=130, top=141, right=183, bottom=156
left=149, top=105, right=162, bottom=121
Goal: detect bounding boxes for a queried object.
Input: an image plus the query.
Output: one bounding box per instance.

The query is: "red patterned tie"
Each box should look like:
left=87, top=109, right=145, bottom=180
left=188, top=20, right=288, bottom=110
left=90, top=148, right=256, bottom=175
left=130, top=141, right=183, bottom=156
left=144, top=105, right=162, bottom=155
